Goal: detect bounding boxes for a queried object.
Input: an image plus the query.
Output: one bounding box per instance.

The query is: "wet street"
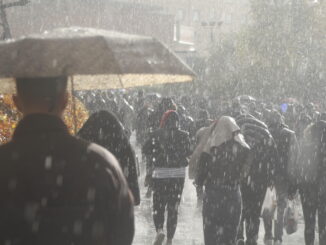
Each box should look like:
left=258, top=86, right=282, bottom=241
left=132, top=138, right=310, bottom=245
left=133, top=175, right=308, bottom=245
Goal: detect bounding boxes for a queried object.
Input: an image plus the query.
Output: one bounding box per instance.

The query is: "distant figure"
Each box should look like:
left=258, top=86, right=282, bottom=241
left=196, top=117, right=250, bottom=245
left=298, top=120, right=326, bottom=245
left=78, top=110, right=140, bottom=205
left=236, top=115, right=278, bottom=245
left=0, top=77, right=134, bottom=245
left=263, top=110, right=299, bottom=245
left=142, top=110, right=191, bottom=245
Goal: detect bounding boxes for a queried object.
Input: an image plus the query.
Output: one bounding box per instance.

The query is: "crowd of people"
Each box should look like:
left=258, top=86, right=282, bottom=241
left=1, top=78, right=326, bottom=245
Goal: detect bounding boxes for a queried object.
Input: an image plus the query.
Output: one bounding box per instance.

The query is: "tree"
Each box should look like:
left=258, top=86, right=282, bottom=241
left=205, top=0, right=326, bottom=103
left=0, top=0, right=29, bottom=40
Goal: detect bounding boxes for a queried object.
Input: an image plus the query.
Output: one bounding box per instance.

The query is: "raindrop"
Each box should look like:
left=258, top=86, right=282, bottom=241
left=45, top=156, right=52, bottom=170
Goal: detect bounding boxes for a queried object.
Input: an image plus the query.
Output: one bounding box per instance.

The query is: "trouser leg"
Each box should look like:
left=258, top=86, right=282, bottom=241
left=166, top=185, right=183, bottom=240
left=153, top=187, right=167, bottom=232
left=263, top=209, right=273, bottom=241
left=204, top=188, right=241, bottom=245
left=318, top=194, right=326, bottom=245
left=245, top=189, right=266, bottom=245
left=300, top=186, right=317, bottom=245
left=274, top=185, right=288, bottom=242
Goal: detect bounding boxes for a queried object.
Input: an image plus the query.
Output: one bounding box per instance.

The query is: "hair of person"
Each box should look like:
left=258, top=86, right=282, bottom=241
left=160, top=110, right=179, bottom=129
left=15, top=77, right=68, bottom=101
left=15, top=77, right=68, bottom=113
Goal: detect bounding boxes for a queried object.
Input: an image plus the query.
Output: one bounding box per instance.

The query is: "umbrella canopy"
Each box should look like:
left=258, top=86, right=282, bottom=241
left=0, top=27, right=195, bottom=94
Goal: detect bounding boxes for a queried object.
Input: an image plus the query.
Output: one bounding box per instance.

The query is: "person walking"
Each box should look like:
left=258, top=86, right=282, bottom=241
left=236, top=115, right=278, bottom=245
left=78, top=110, right=140, bottom=205
left=0, top=77, right=134, bottom=245
left=195, top=116, right=250, bottom=245
left=263, top=110, right=299, bottom=245
left=298, top=120, right=326, bottom=245
left=142, top=110, right=191, bottom=245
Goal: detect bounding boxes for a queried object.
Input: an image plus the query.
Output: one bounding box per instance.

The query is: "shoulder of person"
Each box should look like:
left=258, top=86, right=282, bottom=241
left=85, top=142, right=122, bottom=172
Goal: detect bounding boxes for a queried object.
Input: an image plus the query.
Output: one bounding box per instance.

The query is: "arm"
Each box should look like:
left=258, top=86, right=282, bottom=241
left=90, top=144, right=135, bottom=245
left=195, top=152, right=212, bottom=188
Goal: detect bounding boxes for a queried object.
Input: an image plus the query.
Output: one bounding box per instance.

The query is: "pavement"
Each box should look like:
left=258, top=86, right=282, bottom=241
left=131, top=135, right=312, bottom=245
left=133, top=174, right=309, bottom=245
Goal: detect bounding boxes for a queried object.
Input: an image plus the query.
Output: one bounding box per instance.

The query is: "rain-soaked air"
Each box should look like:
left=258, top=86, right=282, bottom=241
left=0, top=1, right=325, bottom=245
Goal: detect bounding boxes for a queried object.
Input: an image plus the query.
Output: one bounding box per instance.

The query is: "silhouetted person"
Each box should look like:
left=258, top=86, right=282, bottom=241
left=0, top=77, right=134, bottom=245
left=78, top=110, right=140, bottom=205
left=196, top=117, right=250, bottom=245
left=142, top=110, right=191, bottom=245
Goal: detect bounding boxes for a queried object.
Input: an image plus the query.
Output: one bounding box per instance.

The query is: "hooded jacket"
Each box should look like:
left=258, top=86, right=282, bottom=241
left=195, top=116, right=250, bottom=189
left=236, top=116, right=279, bottom=189
left=78, top=110, right=140, bottom=205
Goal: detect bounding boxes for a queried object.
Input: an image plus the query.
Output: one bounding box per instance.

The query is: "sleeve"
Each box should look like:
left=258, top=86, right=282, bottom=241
left=125, top=144, right=141, bottom=206
left=267, top=138, right=279, bottom=187
left=142, top=134, right=154, bottom=157
left=195, top=152, right=212, bottom=187
left=92, top=151, right=135, bottom=245
left=288, top=133, right=300, bottom=193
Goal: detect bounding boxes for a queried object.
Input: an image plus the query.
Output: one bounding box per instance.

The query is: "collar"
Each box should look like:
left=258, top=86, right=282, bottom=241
left=13, top=113, right=69, bottom=139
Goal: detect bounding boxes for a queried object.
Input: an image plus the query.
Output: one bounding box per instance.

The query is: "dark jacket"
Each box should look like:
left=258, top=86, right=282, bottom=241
left=142, top=128, right=191, bottom=169
left=298, top=120, right=326, bottom=188
left=0, top=114, right=134, bottom=245
left=236, top=118, right=279, bottom=190
left=269, top=124, right=299, bottom=186
left=78, top=111, right=140, bottom=205
left=196, top=139, right=250, bottom=190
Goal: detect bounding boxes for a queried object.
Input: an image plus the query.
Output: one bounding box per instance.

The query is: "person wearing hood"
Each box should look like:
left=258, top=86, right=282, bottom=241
left=236, top=115, right=279, bottom=245
left=78, top=110, right=140, bottom=206
left=195, top=116, right=250, bottom=245
left=297, top=119, right=326, bottom=245
left=263, top=110, right=299, bottom=245
left=142, top=110, right=191, bottom=245
left=149, top=98, right=177, bottom=131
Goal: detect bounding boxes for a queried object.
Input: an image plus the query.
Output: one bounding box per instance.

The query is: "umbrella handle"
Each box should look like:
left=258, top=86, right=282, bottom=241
left=70, top=76, right=78, bottom=135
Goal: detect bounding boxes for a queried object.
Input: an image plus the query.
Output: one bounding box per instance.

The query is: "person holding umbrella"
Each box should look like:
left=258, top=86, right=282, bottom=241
left=0, top=27, right=195, bottom=245
left=0, top=77, right=134, bottom=245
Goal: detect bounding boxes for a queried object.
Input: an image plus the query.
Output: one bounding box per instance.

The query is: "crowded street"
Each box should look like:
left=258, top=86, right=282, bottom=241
left=0, top=1, right=325, bottom=245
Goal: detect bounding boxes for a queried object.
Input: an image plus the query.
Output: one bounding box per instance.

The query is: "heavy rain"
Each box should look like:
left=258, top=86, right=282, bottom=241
left=0, top=0, right=325, bottom=245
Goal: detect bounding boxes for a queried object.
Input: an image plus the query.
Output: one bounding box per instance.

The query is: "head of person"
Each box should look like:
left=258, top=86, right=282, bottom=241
left=13, top=76, right=68, bottom=117
left=265, top=109, right=284, bottom=128
left=159, top=97, right=177, bottom=112
left=198, top=109, right=209, bottom=121
left=159, top=110, right=179, bottom=129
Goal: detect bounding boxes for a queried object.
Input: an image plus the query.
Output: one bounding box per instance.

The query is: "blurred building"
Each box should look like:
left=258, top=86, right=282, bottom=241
left=6, top=0, right=250, bottom=57
left=6, top=0, right=174, bottom=46
left=123, top=0, right=251, bottom=55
